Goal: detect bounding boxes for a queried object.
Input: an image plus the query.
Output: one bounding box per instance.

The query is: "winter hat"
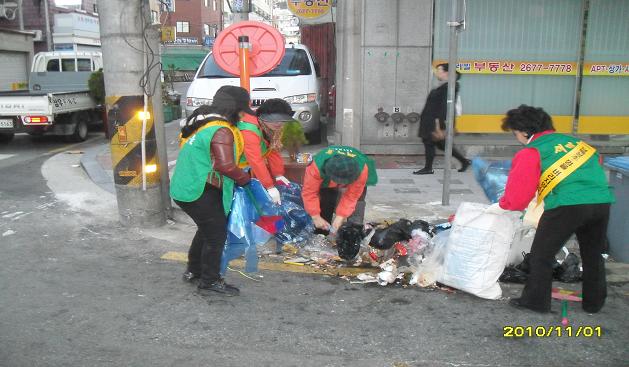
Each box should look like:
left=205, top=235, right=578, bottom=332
left=323, top=154, right=361, bottom=185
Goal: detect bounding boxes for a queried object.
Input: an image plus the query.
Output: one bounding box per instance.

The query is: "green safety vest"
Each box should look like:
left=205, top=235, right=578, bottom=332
left=170, top=122, right=240, bottom=215
left=313, top=145, right=378, bottom=187
left=528, top=133, right=614, bottom=210
left=237, top=121, right=269, bottom=168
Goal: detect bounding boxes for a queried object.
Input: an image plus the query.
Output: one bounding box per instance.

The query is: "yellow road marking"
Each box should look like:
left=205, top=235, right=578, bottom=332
left=160, top=251, right=378, bottom=277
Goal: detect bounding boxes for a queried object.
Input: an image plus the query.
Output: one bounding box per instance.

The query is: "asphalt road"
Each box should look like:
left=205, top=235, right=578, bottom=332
left=1, top=126, right=628, bottom=366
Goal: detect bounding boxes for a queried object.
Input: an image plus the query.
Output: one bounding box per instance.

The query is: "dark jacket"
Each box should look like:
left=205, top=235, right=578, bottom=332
left=418, top=82, right=458, bottom=139
left=207, top=128, right=250, bottom=188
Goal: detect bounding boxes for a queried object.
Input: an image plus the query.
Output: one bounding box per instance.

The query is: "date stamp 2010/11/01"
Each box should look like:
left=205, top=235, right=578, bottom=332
left=503, top=325, right=602, bottom=338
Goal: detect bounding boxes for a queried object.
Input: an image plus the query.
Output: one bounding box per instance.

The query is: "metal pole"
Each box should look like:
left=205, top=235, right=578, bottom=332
left=97, top=0, right=166, bottom=227
left=148, top=30, right=173, bottom=216
left=18, top=0, right=24, bottom=31
left=238, top=35, right=251, bottom=91
left=43, top=0, right=52, bottom=51
left=442, top=0, right=461, bottom=206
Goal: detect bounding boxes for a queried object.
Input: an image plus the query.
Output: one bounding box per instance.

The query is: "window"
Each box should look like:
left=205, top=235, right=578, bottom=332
left=77, top=58, right=92, bottom=72
left=213, top=0, right=217, bottom=11
left=199, top=49, right=312, bottom=78
left=46, top=59, right=60, bottom=72
left=151, top=10, right=159, bottom=24
left=93, top=4, right=98, bottom=13
left=204, top=0, right=209, bottom=6
left=61, top=59, right=76, bottom=72
left=176, top=21, right=190, bottom=33
left=204, top=24, right=210, bottom=35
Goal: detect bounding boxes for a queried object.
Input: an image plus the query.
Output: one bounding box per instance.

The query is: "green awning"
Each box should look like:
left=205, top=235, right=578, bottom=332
left=161, top=48, right=209, bottom=71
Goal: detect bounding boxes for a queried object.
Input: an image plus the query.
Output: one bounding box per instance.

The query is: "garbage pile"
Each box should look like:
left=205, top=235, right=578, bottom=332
left=500, top=248, right=583, bottom=284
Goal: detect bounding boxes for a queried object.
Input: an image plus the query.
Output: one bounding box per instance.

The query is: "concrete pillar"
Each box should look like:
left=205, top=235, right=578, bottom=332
left=97, top=0, right=166, bottom=227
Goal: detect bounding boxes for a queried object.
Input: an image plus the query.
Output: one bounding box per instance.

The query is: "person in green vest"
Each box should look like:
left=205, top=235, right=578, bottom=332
left=237, top=99, right=293, bottom=204
left=170, top=86, right=253, bottom=297
left=488, top=105, right=614, bottom=313
left=302, top=146, right=378, bottom=232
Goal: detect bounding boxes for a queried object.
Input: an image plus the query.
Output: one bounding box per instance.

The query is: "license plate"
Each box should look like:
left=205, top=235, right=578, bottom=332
left=0, top=119, right=13, bottom=128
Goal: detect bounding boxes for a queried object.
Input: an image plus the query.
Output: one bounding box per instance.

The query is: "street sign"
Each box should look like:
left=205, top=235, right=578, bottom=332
left=212, top=21, right=285, bottom=77
left=288, top=0, right=332, bottom=20
left=161, top=26, right=175, bottom=42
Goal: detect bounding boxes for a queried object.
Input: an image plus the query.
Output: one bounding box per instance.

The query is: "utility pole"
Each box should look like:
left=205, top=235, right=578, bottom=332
left=442, top=0, right=463, bottom=206
left=97, top=0, right=166, bottom=227
left=43, top=0, right=52, bottom=51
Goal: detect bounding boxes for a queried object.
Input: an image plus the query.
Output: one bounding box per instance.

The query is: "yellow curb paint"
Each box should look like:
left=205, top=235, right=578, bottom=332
left=160, top=251, right=378, bottom=277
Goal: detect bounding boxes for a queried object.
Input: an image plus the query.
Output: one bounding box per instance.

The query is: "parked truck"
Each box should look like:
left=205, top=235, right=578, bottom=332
left=0, top=51, right=103, bottom=143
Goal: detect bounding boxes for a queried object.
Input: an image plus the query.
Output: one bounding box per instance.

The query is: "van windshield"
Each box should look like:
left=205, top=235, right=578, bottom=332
left=198, top=48, right=312, bottom=78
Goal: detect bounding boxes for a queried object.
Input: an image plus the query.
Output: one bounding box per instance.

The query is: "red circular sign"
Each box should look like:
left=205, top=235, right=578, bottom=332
left=213, top=21, right=286, bottom=77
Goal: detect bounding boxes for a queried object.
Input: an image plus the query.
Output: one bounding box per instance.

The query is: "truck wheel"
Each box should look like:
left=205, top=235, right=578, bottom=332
left=0, top=133, right=14, bottom=143
left=68, top=118, right=89, bottom=142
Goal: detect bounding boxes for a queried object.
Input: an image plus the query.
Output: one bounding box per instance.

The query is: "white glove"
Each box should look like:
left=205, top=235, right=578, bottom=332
left=267, top=187, right=281, bottom=205
left=485, top=202, right=509, bottom=215
left=275, top=175, right=290, bottom=185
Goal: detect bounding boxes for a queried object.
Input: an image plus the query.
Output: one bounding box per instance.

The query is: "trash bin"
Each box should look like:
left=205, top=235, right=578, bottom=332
left=605, top=156, right=629, bottom=263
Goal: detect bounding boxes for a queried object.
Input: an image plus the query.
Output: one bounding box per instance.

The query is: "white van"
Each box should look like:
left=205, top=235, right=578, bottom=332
left=185, top=43, right=322, bottom=142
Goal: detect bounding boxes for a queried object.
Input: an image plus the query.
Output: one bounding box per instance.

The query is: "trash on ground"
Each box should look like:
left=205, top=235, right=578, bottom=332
left=2, top=229, right=16, bottom=237
left=500, top=247, right=583, bottom=284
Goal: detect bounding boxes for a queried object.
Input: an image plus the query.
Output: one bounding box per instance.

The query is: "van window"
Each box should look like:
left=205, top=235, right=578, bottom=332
left=46, top=59, right=60, bottom=72
left=198, top=48, right=312, bottom=78
left=77, top=58, right=92, bottom=71
left=61, top=59, right=76, bottom=72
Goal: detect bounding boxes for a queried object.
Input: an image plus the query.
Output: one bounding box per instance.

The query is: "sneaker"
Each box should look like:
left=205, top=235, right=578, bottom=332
left=197, top=278, right=240, bottom=297
left=182, top=271, right=200, bottom=283
left=458, top=159, right=472, bottom=172
left=413, top=168, right=434, bottom=175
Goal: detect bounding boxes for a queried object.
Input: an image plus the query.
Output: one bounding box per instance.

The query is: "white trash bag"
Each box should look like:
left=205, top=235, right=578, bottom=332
left=437, top=202, right=520, bottom=299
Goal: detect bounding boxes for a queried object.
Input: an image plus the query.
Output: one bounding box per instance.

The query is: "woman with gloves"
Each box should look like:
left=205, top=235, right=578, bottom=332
left=490, top=105, right=614, bottom=313
left=302, top=145, right=378, bottom=232
left=238, top=98, right=294, bottom=205
left=170, top=86, right=252, bottom=297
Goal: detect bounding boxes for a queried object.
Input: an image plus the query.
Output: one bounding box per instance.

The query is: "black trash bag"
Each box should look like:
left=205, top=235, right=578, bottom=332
left=499, top=266, right=528, bottom=283
left=337, top=223, right=366, bottom=261
left=555, top=253, right=582, bottom=283
left=410, top=219, right=434, bottom=236
left=369, top=219, right=413, bottom=250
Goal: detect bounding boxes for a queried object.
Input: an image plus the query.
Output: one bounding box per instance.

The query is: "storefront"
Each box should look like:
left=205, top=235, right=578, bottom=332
left=432, top=0, right=629, bottom=135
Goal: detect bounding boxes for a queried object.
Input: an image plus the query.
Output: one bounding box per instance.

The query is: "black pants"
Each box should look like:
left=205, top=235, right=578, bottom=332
left=174, top=185, right=227, bottom=284
left=319, top=187, right=367, bottom=225
left=520, top=203, right=610, bottom=312
left=422, top=138, right=467, bottom=170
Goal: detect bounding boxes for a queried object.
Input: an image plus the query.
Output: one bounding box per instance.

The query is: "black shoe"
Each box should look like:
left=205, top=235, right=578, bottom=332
left=197, top=278, right=240, bottom=297
left=458, top=159, right=472, bottom=172
left=413, top=168, right=434, bottom=175
left=509, top=298, right=549, bottom=313
left=182, top=271, right=200, bottom=283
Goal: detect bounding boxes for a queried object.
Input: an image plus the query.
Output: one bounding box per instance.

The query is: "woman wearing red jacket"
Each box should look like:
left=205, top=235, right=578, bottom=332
left=490, top=105, right=614, bottom=313
left=237, top=99, right=293, bottom=204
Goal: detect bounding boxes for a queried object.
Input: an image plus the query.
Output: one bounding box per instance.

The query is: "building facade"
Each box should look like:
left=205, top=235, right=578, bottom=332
left=0, top=0, right=99, bottom=53
left=161, top=0, right=223, bottom=47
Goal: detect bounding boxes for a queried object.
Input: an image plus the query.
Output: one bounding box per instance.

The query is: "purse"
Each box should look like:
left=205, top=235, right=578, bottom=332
left=431, top=119, right=446, bottom=141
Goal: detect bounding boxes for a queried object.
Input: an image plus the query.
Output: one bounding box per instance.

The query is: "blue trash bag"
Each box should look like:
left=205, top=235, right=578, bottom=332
left=274, top=183, right=315, bottom=245
left=472, top=158, right=512, bottom=203
left=221, top=179, right=276, bottom=274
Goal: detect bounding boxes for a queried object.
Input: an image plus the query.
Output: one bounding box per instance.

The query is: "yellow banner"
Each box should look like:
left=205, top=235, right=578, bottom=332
left=583, top=63, right=629, bottom=76
left=537, top=141, right=596, bottom=203
left=433, top=60, right=577, bottom=76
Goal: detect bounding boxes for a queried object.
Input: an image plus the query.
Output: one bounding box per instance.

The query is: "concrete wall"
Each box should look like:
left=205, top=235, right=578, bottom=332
left=361, top=0, right=433, bottom=154
left=335, top=0, right=434, bottom=155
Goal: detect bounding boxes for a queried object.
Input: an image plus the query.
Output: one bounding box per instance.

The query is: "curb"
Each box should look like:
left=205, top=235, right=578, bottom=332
left=80, top=143, right=115, bottom=194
